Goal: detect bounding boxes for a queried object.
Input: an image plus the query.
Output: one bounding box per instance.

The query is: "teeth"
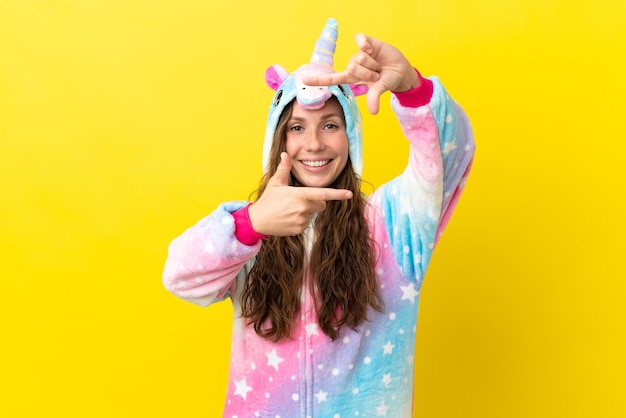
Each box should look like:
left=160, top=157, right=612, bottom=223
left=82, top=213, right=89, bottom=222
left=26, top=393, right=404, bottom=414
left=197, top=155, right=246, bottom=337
left=302, top=160, right=330, bottom=167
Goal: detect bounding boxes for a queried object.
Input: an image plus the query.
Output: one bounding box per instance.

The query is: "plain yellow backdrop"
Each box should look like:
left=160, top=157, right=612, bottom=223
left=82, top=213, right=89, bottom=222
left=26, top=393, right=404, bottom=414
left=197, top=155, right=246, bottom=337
left=1, top=0, right=625, bottom=417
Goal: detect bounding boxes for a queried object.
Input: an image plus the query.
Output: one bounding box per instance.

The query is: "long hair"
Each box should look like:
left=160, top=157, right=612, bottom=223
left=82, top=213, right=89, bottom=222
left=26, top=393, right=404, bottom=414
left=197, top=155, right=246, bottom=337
left=240, top=98, right=384, bottom=342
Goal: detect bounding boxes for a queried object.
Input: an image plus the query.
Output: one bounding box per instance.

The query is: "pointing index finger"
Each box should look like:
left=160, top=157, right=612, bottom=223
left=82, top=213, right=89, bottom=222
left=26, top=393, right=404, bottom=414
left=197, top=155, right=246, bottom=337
left=301, top=72, right=355, bottom=87
left=300, top=187, right=353, bottom=201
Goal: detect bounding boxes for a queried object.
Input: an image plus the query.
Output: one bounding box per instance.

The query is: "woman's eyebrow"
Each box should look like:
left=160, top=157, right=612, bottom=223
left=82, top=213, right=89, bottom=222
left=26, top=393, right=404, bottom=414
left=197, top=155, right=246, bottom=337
left=290, top=113, right=342, bottom=121
left=321, top=113, right=343, bottom=119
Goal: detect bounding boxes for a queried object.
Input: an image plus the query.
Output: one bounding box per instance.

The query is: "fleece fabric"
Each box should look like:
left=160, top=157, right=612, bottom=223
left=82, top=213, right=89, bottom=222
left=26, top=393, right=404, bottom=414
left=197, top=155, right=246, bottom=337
left=163, top=75, right=475, bottom=417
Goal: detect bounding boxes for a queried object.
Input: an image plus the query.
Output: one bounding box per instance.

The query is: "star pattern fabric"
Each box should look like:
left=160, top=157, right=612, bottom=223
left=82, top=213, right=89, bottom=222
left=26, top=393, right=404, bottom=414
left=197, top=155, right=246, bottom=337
left=162, top=77, right=475, bottom=417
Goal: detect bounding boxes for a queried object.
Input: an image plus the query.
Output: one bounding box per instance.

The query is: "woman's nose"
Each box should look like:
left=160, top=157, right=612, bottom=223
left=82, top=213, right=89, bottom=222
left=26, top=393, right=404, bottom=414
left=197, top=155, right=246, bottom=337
left=305, top=132, right=324, bottom=151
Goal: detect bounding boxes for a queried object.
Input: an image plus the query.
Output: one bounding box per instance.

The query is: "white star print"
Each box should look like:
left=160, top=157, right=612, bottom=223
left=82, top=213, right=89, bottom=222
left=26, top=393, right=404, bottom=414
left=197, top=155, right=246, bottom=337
left=376, top=401, right=390, bottom=416
left=442, top=140, right=457, bottom=156
left=383, top=341, right=395, bottom=355
left=382, top=373, right=392, bottom=387
left=233, top=377, right=252, bottom=400
left=204, top=241, right=215, bottom=253
left=314, top=390, right=328, bottom=403
left=415, top=106, right=429, bottom=116
left=266, top=349, right=284, bottom=371
left=400, top=283, right=419, bottom=304
left=306, top=322, right=319, bottom=337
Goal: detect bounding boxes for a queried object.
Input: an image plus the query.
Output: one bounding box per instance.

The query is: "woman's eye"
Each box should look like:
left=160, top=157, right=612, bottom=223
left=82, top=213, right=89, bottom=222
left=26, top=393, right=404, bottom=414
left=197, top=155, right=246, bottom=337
left=290, top=126, right=303, bottom=132
left=324, top=123, right=338, bottom=130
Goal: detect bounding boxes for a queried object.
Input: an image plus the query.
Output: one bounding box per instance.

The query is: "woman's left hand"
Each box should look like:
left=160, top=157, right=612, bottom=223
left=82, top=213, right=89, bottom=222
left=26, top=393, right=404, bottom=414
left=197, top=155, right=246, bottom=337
left=302, top=33, right=419, bottom=115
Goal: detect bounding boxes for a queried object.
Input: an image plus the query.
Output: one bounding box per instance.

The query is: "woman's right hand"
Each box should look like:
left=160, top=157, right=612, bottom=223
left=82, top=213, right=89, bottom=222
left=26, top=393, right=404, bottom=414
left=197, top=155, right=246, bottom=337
left=248, top=152, right=353, bottom=236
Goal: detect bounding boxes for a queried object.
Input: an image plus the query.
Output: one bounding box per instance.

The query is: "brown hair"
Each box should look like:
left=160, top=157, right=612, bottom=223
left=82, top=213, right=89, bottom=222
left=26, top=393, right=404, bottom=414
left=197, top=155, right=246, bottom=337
left=240, top=98, right=384, bottom=342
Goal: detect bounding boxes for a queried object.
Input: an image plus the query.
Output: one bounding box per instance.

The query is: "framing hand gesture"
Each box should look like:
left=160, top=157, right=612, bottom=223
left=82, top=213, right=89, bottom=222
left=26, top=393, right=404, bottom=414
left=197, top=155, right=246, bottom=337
left=303, top=33, right=419, bottom=115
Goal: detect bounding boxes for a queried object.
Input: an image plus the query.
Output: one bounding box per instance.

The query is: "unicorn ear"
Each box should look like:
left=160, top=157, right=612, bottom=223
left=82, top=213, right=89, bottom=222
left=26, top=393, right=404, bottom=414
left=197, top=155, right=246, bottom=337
left=349, top=84, right=368, bottom=97
left=265, top=65, right=289, bottom=90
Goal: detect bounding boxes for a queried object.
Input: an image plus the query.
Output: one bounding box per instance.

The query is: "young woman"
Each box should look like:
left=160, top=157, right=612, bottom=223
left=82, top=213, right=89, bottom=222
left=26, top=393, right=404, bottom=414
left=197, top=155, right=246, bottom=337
left=163, top=18, right=475, bottom=417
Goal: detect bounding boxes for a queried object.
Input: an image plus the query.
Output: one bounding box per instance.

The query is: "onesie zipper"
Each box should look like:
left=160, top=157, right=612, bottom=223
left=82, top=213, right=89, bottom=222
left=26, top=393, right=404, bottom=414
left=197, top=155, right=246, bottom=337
left=302, top=224, right=315, bottom=418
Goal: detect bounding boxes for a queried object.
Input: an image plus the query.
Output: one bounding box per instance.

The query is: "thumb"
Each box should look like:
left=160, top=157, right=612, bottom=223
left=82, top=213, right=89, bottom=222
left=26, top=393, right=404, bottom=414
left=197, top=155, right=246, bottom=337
left=366, top=83, right=386, bottom=115
left=269, top=152, right=292, bottom=186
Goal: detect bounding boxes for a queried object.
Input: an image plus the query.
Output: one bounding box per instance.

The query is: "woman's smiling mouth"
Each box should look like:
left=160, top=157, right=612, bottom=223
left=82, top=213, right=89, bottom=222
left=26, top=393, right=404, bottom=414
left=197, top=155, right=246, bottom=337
left=301, top=159, right=331, bottom=167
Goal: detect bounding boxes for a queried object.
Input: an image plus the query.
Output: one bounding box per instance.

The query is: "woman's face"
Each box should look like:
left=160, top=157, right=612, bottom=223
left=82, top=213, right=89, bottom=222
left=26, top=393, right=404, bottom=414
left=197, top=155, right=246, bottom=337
left=285, top=98, right=349, bottom=188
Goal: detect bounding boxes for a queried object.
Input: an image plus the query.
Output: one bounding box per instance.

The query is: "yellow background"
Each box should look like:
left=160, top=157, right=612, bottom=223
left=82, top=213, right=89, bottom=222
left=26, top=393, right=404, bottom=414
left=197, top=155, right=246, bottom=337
left=1, top=0, right=624, bottom=416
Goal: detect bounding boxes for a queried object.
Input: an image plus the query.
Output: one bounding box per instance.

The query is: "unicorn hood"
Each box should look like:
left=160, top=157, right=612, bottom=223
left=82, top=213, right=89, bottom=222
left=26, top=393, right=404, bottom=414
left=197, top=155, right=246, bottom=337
left=262, top=18, right=367, bottom=175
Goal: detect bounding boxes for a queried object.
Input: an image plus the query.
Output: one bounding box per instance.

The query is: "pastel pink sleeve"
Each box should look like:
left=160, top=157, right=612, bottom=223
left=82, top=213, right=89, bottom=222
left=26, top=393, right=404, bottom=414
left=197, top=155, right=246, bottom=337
left=162, top=202, right=261, bottom=307
left=392, top=75, right=475, bottom=246
left=375, top=75, right=474, bottom=283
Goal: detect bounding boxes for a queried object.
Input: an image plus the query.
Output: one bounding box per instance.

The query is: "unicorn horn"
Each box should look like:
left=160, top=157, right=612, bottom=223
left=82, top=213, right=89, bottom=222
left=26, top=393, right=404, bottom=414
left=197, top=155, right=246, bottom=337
left=310, top=17, right=338, bottom=67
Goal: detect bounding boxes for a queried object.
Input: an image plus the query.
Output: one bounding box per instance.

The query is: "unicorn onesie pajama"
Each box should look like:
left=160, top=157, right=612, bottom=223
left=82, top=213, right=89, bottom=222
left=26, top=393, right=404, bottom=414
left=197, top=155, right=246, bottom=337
left=163, top=18, right=475, bottom=418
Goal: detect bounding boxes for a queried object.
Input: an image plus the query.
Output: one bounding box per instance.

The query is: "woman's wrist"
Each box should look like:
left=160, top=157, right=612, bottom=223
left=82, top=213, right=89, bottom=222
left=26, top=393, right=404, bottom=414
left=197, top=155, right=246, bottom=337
left=394, top=66, right=420, bottom=92
left=392, top=68, right=434, bottom=108
left=232, top=203, right=268, bottom=245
